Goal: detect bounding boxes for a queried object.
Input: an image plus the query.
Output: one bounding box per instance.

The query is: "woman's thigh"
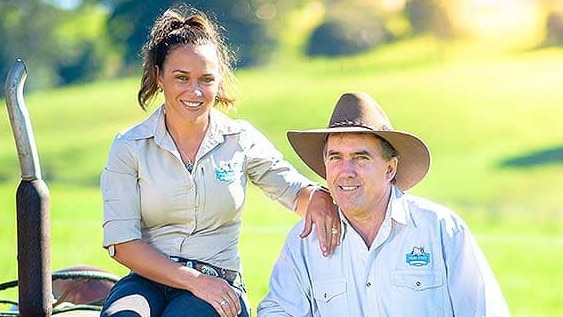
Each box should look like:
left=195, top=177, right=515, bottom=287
left=100, top=273, right=166, bottom=317
left=162, top=291, right=249, bottom=317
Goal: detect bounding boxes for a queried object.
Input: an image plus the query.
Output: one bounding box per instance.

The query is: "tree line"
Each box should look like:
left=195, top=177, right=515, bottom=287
left=2, top=0, right=562, bottom=97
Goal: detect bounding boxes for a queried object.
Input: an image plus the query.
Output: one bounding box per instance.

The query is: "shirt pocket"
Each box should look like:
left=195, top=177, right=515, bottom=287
left=390, top=270, right=443, bottom=291
left=388, top=270, right=445, bottom=316
left=312, top=279, right=348, bottom=316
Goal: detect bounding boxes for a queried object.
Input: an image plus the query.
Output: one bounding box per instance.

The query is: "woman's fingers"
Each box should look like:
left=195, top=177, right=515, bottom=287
left=304, top=189, right=340, bottom=256
left=193, top=275, right=241, bottom=317
left=328, top=221, right=341, bottom=252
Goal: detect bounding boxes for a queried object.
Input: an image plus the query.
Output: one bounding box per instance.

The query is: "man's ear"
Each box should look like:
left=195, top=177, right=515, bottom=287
left=386, top=157, right=398, bottom=181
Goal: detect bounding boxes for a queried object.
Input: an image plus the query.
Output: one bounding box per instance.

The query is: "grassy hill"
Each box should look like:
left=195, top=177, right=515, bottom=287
left=1, top=38, right=562, bottom=315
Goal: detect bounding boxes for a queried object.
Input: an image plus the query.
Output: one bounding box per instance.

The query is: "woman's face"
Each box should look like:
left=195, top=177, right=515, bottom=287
left=157, top=43, right=221, bottom=124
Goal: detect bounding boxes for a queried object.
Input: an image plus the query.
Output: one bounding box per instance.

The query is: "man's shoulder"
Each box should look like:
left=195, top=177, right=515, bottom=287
left=283, top=219, right=320, bottom=248
left=401, top=193, right=450, bottom=213
left=400, top=193, right=465, bottom=226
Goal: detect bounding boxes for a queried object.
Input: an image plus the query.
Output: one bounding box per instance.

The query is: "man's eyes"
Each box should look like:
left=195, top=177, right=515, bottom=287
left=327, top=154, right=370, bottom=161
left=327, top=155, right=340, bottom=161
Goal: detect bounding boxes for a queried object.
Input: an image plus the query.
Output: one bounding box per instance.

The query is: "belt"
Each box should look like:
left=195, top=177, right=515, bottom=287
left=169, top=256, right=244, bottom=291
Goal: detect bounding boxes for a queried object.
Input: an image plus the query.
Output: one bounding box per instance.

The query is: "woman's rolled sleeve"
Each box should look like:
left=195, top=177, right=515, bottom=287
left=101, top=135, right=142, bottom=247
left=240, top=121, right=311, bottom=210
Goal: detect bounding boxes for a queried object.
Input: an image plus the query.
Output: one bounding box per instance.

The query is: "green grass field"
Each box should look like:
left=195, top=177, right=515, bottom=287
left=1, top=38, right=562, bottom=315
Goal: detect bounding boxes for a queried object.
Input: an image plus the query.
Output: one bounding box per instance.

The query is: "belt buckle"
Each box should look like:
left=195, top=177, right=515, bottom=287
left=199, top=264, right=219, bottom=277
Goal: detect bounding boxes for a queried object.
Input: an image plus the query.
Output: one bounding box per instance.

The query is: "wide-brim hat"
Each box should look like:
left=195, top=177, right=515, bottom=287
left=287, top=92, right=431, bottom=191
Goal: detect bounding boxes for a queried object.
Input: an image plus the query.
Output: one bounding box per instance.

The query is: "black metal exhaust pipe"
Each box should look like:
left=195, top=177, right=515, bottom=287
left=5, top=59, right=52, bottom=317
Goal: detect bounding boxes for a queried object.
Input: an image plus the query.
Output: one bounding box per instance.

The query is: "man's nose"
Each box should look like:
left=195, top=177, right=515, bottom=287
left=340, top=159, right=355, bottom=175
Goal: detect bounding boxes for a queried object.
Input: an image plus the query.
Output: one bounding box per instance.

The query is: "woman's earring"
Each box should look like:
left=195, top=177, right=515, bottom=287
left=158, top=86, right=163, bottom=93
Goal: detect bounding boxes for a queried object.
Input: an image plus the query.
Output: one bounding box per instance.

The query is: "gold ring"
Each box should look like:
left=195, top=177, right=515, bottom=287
left=331, top=227, right=338, bottom=235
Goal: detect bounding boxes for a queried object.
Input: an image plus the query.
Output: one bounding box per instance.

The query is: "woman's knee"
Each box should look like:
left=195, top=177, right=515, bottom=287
left=161, top=292, right=218, bottom=317
left=162, top=292, right=249, bottom=317
left=101, top=274, right=164, bottom=317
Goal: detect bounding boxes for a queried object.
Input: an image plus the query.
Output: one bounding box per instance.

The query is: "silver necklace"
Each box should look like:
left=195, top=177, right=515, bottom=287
left=185, top=161, right=194, bottom=173
left=177, top=146, right=194, bottom=173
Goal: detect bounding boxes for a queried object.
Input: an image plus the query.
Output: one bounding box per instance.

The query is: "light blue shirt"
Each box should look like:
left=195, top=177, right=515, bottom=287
left=258, top=186, right=510, bottom=317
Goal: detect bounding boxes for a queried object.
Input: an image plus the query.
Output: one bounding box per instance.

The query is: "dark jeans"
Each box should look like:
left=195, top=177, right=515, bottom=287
left=100, top=273, right=250, bottom=317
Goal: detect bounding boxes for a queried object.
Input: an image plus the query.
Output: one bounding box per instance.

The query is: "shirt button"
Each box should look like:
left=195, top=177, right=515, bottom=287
left=366, top=282, right=372, bottom=287
left=415, top=281, right=422, bottom=287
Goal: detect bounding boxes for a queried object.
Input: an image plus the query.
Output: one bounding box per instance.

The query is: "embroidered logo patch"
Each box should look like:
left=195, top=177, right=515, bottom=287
left=214, top=160, right=240, bottom=183
left=215, top=169, right=235, bottom=183
left=406, top=246, right=431, bottom=266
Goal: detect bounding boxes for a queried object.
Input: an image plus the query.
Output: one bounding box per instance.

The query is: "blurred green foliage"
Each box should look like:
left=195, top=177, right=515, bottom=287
left=0, top=1, right=117, bottom=95
left=306, top=2, right=392, bottom=56
left=2, top=0, right=563, bottom=95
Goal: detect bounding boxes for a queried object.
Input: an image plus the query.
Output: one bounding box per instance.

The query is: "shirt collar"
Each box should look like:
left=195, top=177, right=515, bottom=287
left=125, top=105, right=242, bottom=153
left=337, top=185, right=409, bottom=242
left=199, top=107, right=241, bottom=156
left=388, top=185, right=408, bottom=226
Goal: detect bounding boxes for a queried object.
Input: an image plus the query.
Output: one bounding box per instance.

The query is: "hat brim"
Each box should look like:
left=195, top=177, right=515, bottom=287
left=287, top=127, right=431, bottom=191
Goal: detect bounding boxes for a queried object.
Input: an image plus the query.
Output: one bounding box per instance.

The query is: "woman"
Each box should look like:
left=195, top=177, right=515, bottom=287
left=100, top=5, right=339, bottom=317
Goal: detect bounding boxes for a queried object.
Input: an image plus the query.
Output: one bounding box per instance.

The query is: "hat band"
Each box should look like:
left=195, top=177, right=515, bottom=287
left=330, top=121, right=392, bottom=131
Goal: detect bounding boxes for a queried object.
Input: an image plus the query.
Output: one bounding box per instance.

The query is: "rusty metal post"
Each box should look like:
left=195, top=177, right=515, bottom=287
left=5, top=59, right=52, bottom=317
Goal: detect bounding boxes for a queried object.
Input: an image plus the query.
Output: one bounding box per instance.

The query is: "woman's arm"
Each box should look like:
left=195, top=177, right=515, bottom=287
left=294, top=185, right=340, bottom=256
left=110, top=239, right=242, bottom=317
left=239, top=120, right=341, bottom=256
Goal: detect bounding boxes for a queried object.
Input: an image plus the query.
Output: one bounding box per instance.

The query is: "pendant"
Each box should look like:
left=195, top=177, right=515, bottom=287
left=185, top=162, right=194, bottom=173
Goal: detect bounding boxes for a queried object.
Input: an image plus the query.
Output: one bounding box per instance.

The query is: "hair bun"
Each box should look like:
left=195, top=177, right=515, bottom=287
left=170, top=20, right=183, bottom=31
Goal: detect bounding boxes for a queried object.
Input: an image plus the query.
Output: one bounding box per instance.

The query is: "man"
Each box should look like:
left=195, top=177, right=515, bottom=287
left=257, top=92, right=510, bottom=317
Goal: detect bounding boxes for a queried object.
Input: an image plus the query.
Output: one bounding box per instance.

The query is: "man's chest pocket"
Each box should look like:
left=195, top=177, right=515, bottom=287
left=390, top=270, right=442, bottom=291
left=388, top=271, right=445, bottom=316
left=312, top=279, right=348, bottom=316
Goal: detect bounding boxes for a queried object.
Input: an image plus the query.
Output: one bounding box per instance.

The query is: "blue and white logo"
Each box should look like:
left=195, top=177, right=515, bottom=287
left=406, top=246, right=431, bottom=266
left=214, top=160, right=241, bottom=183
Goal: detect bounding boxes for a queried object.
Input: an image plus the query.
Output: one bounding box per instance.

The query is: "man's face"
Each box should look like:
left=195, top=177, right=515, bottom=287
left=324, top=133, right=397, bottom=216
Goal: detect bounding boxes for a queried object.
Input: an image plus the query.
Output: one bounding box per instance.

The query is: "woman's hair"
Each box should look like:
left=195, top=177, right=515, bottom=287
left=137, top=5, right=237, bottom=111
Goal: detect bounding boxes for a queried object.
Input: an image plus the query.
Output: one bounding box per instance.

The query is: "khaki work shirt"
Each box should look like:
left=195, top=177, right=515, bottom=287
left=101, top=106, right=310, bottom=271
